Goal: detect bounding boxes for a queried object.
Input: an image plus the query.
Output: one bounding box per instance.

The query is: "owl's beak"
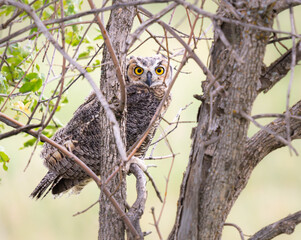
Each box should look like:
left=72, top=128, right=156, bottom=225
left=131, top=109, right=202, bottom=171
left=146, top=71, right=152, bottom=86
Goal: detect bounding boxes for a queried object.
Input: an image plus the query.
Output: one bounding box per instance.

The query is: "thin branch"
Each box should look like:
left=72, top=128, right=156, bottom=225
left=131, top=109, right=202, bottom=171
left=136, top=12, right=169, bottom=54
left=144, top=154, right=176, bottom=160
left=0, top=124, right=40, bottom=140
left=73, top=199, right=99, bottom=217
left=252, top=113, right=301, bottom=121
left=87, top=0, right=126, bottom=113
left=214, top=22, right=243, bottom=63
left=285, top=6, right=297, bottom=154
left=224, top=223, right=245, bottom=240
left=248, top=211, right=301, bottom=240
left=151, top=207, right=163, bottom=240
left=126, top=2, right=178, bottom=51
left=144, top=170, right=163, bottom=202
left=156, top=126, right=176, bottom=225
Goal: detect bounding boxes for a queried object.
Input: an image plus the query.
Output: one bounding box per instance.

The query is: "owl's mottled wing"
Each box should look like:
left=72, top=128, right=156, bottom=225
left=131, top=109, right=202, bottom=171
left=31, top=93, right=103, bottom=198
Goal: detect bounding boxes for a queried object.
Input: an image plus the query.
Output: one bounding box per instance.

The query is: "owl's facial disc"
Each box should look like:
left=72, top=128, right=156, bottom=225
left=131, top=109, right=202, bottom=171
left=127, top=56, right=172, bottom=88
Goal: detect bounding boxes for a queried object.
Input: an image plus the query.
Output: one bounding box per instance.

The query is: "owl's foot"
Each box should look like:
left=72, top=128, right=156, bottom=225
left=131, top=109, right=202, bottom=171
left=124, top=156, right=156, bottom=173
left=64, top=140, right=78, bottom=152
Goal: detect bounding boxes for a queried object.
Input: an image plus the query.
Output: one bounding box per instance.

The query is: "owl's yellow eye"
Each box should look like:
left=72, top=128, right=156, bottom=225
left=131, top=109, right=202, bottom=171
left=155, top=67, right=165, bottom=75
left=134, top=67, right=144, bottom=75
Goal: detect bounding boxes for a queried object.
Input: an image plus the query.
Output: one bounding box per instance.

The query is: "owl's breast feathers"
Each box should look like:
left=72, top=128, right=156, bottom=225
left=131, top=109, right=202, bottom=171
left=126, top=84, right=171, bottom=156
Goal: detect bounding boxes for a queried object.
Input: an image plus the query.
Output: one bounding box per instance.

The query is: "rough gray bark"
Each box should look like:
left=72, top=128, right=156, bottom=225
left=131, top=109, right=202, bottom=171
left=97, top=1, right=135, bottom=240
left=169, top=1, right=279, bottom=239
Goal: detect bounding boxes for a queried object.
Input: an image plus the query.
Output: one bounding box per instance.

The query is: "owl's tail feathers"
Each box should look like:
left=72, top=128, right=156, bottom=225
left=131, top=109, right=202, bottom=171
left=30, top=171, right=61, bottom=199
left=52, top=178, right=91, bottom=195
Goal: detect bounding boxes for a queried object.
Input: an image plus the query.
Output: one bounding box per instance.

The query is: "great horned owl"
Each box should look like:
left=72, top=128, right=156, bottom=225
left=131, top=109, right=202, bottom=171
left=30, top=55, right=172, bottom=199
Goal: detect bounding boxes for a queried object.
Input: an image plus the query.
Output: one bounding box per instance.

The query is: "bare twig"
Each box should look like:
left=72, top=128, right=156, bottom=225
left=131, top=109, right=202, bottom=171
left=73, top=199, right=99, bottom=217
left=151, top=207, right=163, bottom=240
left=285, top=6, right=297, bottom=154
left=252, top=113, right=301, bottom=121
left=0, top=124, right=40, bottom=140
left=127, top=2, right=178, bottom=51
left=224, top=223, right=245, bottom=240
left=144, top=170, right=163, bottom=202
left=156, top=126, right=176, bottom=224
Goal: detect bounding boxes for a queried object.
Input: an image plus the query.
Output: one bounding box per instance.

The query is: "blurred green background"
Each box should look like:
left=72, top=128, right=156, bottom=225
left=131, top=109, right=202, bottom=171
left=1, top=1, right=301, bottom=240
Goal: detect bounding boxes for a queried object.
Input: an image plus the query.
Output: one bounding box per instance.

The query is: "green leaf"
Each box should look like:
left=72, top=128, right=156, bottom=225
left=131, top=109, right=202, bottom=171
left=92, top=59, right=100, bottom=68
left=62, top=96, right=69, bottom=104
left=78, top=51, right=90, bottom=59
left=0, top=146, right=10, bottom=171
left=19, top=78, right=42, bottom=93
left=94, top=35, right=103, bottom=40
left=86, top=67, right=94, bottom=72
left=21, top=138, right=37, bottom=149
left=25, top=72, right=39, bottom=81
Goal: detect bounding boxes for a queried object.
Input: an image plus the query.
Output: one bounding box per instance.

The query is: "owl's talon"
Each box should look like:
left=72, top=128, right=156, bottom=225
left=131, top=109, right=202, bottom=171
left=64, top=140, right=78, bottom=152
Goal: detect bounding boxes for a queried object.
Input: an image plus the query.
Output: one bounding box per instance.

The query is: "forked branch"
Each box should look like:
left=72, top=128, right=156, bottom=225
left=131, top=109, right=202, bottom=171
left=259, top=40, right=301, bottom=93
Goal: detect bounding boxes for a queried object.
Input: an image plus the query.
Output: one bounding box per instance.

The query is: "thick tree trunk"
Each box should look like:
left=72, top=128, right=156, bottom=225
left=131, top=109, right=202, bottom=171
left=98, top=1, right=135, bottom=240
left=169, top=2, right=275, bottom=239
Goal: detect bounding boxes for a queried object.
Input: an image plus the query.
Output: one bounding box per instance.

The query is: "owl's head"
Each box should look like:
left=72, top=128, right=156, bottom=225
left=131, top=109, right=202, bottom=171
left=126, top=55, right=172, bottom=89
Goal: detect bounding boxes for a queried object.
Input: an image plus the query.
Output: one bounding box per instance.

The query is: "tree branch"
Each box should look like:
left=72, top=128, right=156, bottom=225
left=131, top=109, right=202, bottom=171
left=126, top=164, right=147, bottom=240
left=258, top=40, right=301, bottom=93
left=248, top=211, right=301, bottom=240
left=273, top=0, right=301, bottom=13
